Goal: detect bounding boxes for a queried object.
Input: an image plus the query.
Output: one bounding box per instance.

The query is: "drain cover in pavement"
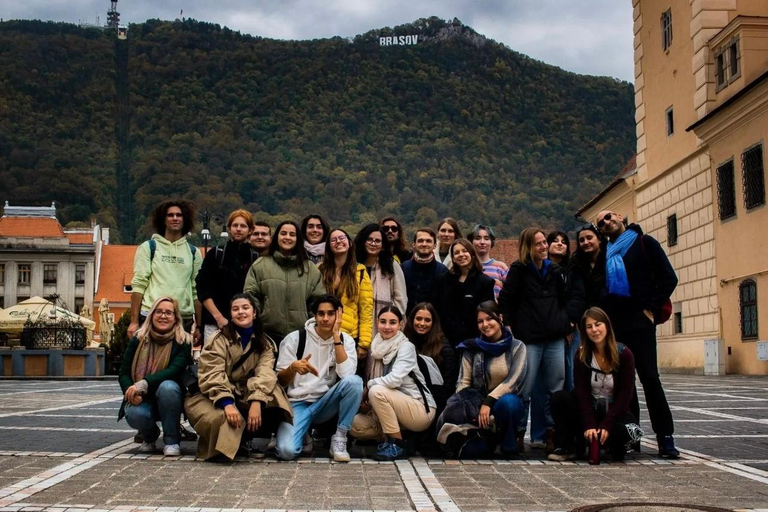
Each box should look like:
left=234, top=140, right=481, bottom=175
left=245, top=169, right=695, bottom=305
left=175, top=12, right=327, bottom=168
left=572, top=504, right=734, bottom=512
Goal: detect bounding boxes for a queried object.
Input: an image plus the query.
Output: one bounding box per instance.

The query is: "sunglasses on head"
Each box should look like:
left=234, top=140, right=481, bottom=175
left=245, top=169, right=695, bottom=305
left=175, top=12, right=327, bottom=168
left=596, top=213, right=614, bottom=229
left=381, top=225, right=399, bottom=233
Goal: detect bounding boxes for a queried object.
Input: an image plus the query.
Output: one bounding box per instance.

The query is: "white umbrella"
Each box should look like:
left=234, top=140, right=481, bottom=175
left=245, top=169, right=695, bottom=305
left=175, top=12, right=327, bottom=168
left=0, top=296, right=96, bottom=333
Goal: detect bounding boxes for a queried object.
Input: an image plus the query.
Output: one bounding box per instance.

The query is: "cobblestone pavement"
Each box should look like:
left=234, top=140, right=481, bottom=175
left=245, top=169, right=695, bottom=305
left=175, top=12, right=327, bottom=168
left=1, top=375, right=768, bottom=512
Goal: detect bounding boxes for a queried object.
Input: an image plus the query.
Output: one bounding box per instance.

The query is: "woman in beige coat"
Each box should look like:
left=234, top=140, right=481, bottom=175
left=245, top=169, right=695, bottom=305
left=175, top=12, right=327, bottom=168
left=185, top=293, right=292, bottom=461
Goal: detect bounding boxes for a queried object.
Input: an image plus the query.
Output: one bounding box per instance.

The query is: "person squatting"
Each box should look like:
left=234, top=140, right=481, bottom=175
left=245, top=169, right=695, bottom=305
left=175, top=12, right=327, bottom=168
left=118, top=201, right=680, bottom=462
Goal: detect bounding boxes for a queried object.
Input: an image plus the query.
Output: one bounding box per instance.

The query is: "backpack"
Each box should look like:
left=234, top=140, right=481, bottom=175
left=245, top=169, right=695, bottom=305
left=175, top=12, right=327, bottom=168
left=390, top=350, right=439, bottom=414
left=638, top=236, right=673, bottom=324
left=148, top=238, right=197, bottom=265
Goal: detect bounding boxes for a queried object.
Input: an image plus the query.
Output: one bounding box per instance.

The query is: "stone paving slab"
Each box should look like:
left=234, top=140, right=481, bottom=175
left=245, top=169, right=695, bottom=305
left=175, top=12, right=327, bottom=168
left=430, top=462, right=768, bottom=511
left=0, top=459, right=64, bottom=490
left=21, top=460, right=414, bottom=511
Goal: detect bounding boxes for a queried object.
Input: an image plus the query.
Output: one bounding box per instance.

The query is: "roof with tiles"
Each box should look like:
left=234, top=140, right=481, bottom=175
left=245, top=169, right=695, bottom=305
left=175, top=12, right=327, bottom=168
left=490, top=239, right=520, bottom=266
left=0, top=216, right=66, bottom=238
left=65, top=232, right=94, bottom=244
left=95, top=245, right=138, bottom=303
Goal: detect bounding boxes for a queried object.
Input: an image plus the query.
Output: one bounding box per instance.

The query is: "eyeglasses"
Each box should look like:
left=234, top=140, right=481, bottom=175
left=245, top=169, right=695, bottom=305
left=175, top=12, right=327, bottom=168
left=153, top=309, right=175, bottom=318
left=329, top=236, right=347, bottom=244
left=252, top=231, right=270, bottom=238
left=381, top=225, right=399, bottom=233
left=366, top=238, right=383, bottom=246
left=596, top=213, right=613, bottom=229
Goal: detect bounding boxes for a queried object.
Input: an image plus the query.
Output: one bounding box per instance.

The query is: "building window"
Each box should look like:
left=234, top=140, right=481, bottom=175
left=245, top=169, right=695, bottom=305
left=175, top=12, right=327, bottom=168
left=75, top=264, right=86, bottom=285
left=0, top=263, right=4, bottom=285
left=728, top=36, right=741, bottom=81
left=18, top=264, right=31, bottom=285
left=667, top=214, right=678, bottom=246
left=16, top=296, right=29, bottom=305
left=665, top=106, right=674, bottom=136
left=740, top=279, right=758, bottom=340
left=43, top=264, right=58, bottom=285
left=716, top=36, right=742, bottom=92
left=715, top=49, right=727, bottom=91
left=742, top=143, right=766, bottom=210
left=74, top=297, right=85, bottom=315
left=661, top=9, right=673, bottom=51
left=717, top=159, right=737, bottom=220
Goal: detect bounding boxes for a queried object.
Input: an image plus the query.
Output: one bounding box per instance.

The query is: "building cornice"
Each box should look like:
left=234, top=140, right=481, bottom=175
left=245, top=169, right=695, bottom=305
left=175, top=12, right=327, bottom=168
left=688, top=71, right=768, bottom=144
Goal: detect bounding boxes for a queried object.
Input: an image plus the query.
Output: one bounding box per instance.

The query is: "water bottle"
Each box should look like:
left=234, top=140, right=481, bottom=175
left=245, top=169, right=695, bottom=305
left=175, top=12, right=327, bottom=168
left=589, top=436, right=600, bottom=465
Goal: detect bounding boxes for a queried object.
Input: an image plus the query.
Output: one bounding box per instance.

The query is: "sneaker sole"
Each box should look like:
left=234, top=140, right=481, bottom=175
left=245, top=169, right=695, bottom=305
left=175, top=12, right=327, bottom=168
left=332, top=452, right=351, bottom=462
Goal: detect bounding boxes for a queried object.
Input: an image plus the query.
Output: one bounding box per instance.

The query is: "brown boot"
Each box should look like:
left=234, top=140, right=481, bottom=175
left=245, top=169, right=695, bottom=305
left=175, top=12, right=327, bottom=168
left=516, top=431, right=526, bottom=454
left=545, top=428, right=555, bottom=455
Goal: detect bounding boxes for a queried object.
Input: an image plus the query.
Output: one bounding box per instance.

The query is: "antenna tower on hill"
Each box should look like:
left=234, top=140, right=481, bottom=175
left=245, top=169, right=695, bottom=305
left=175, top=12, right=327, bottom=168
left=107, top=0, right=120, bottom=29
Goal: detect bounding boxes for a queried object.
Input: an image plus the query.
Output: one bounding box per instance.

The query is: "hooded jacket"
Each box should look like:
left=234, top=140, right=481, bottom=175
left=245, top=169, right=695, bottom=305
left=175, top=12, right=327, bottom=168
left=131, top=234, right=202, bottom=319
left=276, top=318, right=358, bottom=402
left=243, top=252, right=326, bottom=338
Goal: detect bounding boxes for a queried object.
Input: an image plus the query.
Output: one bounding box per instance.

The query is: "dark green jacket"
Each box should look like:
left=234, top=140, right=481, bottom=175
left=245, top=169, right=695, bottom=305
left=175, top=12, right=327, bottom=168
left=117, top=336, right=191, bottom=420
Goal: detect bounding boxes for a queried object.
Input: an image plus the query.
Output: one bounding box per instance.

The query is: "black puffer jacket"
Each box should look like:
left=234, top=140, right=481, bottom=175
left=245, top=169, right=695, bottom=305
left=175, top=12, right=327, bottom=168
left=498, top=261, right=572, bottom=344
left=430, top=269, right=495, bottom=348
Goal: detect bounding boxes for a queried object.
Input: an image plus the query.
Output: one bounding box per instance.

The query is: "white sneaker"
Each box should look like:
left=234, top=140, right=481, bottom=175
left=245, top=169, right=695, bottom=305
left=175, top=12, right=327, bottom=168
left=138, top=441, right=157, bottom=453
left=163, top=443, right=181, bottom=456
left=301, top=432, right=314, bottom=455
left=330, top=433, right=350, bottom=462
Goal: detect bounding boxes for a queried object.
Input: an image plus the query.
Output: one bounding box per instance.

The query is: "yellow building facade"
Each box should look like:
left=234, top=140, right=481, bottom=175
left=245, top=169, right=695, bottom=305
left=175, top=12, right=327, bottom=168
left=582, top=0, right=768, bottom=374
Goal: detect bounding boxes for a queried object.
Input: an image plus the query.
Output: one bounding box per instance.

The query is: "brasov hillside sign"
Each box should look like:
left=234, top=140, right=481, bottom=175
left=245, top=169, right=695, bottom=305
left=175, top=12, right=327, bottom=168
left=379, top=35, right=419, bottom=46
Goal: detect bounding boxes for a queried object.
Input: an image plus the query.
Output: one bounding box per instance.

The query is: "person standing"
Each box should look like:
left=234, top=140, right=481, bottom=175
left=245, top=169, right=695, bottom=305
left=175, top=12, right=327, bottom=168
left=196, top=210, right=259, bottom=343
left=430, top=239, right=495, bottom=348
left=379, top=216, right=413, bottom=263
left=498, top=228, right=571, bottom=454
left=129, top=200, right=202, bottom=340
left=355, top=224, right=408, bottom=332
left=301, top=214, right=330, bottom=265
left=435, top=218, right=462, bottom=268
left=243, top=221, right=326, bottom=343
left=595, top=209, right=679, bottom=458
left=275, top=295, right=362, bottom=462
left=401, top=228, right=448, bottom=315
left=468, top=224, right=508, bottom=300
left=249, top=221, right=272, bottom=255
left=318, top=229, right=374, bottom=360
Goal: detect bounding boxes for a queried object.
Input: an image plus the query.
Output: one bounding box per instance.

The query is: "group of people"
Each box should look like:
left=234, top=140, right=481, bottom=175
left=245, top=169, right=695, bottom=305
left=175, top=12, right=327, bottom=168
left=118, top=199, right=680, bottom=463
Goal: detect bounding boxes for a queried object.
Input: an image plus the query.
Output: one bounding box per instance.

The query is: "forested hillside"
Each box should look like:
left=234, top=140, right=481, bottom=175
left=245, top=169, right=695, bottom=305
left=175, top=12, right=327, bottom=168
left=0, top=17, right=635, bottom=242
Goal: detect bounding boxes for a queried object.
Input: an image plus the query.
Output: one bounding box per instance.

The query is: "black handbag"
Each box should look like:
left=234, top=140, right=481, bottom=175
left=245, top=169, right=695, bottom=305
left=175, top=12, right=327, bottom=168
left=182, top=362, right=200, bottom=395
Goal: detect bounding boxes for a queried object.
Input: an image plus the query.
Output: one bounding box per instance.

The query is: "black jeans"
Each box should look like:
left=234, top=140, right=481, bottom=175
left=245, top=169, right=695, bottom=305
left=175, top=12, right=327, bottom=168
left=551, top=390, right=637, bottom=460
left=615, top=325, right=674, bottom=436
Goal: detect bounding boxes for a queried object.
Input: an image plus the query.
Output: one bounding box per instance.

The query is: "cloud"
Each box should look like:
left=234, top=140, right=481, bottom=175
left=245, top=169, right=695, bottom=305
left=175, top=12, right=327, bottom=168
left=0, top=0, right=634, bottom=80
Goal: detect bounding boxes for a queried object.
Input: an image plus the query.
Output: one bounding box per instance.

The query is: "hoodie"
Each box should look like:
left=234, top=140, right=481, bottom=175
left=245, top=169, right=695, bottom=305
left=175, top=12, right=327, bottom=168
left=276, top=318, right=357, bottom=403
left=131, top=234, right=202, bottom=319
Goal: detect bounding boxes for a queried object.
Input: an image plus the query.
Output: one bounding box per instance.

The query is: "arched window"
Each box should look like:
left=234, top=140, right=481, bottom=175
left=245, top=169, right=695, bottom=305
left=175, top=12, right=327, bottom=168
left=740, top=279, right=758, bottom=340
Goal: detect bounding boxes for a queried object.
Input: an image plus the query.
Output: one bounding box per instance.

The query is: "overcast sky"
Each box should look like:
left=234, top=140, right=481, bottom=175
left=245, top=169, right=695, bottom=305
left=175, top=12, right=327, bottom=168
left=2, top=0, right=635, bottom=81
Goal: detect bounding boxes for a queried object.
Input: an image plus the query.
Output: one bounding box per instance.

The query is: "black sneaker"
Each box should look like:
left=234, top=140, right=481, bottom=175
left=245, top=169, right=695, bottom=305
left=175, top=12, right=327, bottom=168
left=657, top=435, right=680, bottom=459
left=180, top=425, right=198, bottom=441
left=547, top=448, right=576, bottom=461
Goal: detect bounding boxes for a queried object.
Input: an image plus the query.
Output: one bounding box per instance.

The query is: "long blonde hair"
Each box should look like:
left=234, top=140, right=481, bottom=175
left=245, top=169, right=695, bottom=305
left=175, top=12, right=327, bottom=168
left=518, top=227, right=546, bottom=265
left=578, top=307, right=619, bottom=371
left=135, top=296, right=191, bottom=345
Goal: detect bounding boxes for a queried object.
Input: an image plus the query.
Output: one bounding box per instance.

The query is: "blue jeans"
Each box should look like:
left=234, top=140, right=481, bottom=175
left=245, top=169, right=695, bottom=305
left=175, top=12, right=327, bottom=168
left=564, top=330, right=581, bottom=392
left=494, top=394, right=525, bottom=453
left=124, top=380, right=183, bottom=445
left=518, top=339, right=565, bottom=433
left=275, top=375, right=363, bottom=460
